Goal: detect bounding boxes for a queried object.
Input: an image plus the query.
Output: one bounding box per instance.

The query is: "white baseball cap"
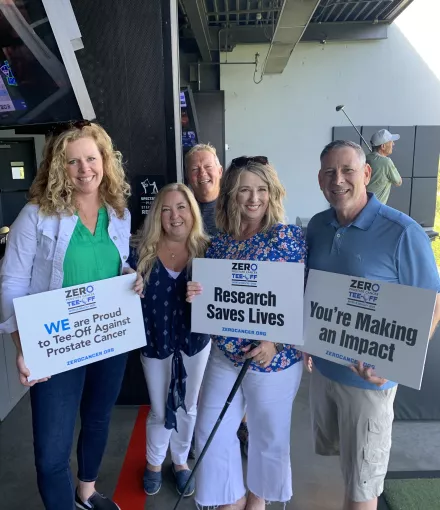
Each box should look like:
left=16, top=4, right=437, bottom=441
left=370, top=129, right=400, bottom=146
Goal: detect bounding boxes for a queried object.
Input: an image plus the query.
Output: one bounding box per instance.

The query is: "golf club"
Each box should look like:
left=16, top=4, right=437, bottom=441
left=335, top=105, right=372, bottom=152
left=172, top=342, right=259, bottom=510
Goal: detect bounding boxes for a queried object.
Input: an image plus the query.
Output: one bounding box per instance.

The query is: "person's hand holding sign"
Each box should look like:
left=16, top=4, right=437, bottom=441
left=303, top=353, right=313, bottom=373
left=123, top=267, right=144, bottom=297
left=186, top=281, right=202, bottom=302
left=242, top=341, right=276, bottom=368
left=12, top=332, right=50, bottom=387
left=350, top=361, right=388, bottom=387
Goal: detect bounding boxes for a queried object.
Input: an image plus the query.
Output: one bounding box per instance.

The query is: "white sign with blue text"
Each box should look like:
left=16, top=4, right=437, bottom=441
left=191, top=258, right=305, bottom=345
left=303, top=269, right=437, bottom=389
left=13, top=274, right=146, bottom=380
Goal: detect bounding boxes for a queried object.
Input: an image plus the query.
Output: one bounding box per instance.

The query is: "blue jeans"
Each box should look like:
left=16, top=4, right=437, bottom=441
left=30, top=353, right=128, bottom=510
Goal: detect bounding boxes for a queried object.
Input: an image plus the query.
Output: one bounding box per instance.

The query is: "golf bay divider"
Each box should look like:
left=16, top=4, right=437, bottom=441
left=303, top=269, right=437, bottom=389
left=13, top=273, right=146, bottom=380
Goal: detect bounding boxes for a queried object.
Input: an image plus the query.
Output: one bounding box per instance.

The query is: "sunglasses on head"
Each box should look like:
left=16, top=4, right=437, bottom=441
left=48, top=119, right=92, bottom=137
left=231, top=156, right=268, bottom=168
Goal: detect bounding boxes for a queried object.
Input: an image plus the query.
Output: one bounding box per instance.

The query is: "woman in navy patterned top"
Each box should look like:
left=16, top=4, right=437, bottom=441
left=129, top=183, right=211, bottom=498
left=187, top=157, right=306, bottom=509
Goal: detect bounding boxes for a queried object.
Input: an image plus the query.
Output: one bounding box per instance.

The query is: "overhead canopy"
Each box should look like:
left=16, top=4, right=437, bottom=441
left=179, top=0, right=414, bottom=74
left=262, top=0, right=321, bottom=75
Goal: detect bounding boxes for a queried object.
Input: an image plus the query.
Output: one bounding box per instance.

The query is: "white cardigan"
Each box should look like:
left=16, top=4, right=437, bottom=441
left=0, top=203, right=131, bottom=333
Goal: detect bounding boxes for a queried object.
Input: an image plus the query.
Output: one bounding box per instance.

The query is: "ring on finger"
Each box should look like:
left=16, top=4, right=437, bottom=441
left=259, top=360, right=264, bottom=365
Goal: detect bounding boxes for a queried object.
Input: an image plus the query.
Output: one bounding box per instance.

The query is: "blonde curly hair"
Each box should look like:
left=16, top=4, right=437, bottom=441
left=29, top=122, right=130, bottom=218
left=132, top=183, right=209, bottom=283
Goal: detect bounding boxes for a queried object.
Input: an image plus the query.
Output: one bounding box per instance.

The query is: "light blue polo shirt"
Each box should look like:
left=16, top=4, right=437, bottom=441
left=306, top=193, right=440, bottom=390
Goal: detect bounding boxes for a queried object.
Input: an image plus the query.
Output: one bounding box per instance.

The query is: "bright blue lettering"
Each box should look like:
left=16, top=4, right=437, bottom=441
left=44, top=319, right=70, bottom=334
left=61, top=319, right=70, bottom=331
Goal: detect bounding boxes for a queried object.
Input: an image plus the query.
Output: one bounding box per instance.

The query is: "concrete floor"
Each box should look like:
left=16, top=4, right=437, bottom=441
left=1, top=372, right=440, bottom=510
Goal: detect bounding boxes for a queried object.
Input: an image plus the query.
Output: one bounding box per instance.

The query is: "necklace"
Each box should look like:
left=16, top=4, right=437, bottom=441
left=162, top=241, right=185, bottom=260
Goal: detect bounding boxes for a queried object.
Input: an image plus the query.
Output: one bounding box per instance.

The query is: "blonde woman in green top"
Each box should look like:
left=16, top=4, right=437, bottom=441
left=0, top=121, right=143, bottom=510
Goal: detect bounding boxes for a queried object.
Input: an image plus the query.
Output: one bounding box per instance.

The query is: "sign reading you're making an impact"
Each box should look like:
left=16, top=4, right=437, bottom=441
left=191, top=258, right=305, bottom=345
left=303, top=270, right=437, bottom=389
left=13, top=274, right=146, bottom=381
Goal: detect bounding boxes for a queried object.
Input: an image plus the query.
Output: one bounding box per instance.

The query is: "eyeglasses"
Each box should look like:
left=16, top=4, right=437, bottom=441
left=48, top=119, right=92, bottom=137
left=231, top=156, right=268, bottom=168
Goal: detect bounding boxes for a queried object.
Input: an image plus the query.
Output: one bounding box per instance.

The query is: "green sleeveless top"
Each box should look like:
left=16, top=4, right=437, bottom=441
left=63, top=207, right=120, bottom=288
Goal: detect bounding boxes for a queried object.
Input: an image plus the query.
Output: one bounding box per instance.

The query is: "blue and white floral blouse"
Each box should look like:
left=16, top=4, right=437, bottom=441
left=206, top=223, right=306, bottom=373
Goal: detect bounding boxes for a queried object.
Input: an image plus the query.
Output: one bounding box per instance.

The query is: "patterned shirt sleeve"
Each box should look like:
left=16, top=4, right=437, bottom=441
left=127, top=246, right=138, bottom=271
left=273, top=224, right=307, bottom=264
left=206, top=233, right=225, bottom=259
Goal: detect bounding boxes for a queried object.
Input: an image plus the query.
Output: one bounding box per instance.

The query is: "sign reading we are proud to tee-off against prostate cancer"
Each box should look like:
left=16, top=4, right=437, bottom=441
left=191, top=258, right=305, bottom=345
left=13, top=274, right=146, bottom=381
left=303, top=269, right=437, bottom=389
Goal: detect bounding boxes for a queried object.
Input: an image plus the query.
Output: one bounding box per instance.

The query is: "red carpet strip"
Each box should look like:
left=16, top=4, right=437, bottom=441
left=113, top=406, right=149, bottom=509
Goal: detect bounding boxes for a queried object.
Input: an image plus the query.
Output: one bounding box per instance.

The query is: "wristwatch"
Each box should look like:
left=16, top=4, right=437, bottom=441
left=274, top=343, right=284, bottom=354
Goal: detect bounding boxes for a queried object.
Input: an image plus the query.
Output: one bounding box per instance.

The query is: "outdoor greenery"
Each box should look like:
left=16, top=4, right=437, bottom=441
left=383, top=478, right=440, bottom=510
left=432, top=172, right=440, bottom=266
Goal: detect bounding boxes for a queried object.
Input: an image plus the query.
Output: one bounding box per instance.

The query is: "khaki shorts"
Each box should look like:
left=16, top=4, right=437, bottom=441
left=310, top=368, right=397, bottom=502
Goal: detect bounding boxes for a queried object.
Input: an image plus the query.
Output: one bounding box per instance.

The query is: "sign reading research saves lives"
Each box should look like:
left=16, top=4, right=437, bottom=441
left=303, top=270, right=437, bottom=389
left=13, top=274, right=146, bottom=380
left=191, top=258, right=305, bottom=345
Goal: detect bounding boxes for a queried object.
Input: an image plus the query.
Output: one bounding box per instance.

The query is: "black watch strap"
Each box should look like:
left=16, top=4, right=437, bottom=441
left=275, top=343, right=284, bottom=353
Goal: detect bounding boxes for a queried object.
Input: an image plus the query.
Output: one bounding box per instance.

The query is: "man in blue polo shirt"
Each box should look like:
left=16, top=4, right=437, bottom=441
left=306, top=140, right=440, bottom=510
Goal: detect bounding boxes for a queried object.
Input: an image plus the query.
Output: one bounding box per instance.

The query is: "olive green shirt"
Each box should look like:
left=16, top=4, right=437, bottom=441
left=366, top=152, right=401, bottom=204
left=63, top=207, right=120, bottom=288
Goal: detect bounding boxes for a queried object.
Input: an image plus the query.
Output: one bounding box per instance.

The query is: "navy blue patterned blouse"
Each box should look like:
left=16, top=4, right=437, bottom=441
left=129, top=251, right=210, bottom=430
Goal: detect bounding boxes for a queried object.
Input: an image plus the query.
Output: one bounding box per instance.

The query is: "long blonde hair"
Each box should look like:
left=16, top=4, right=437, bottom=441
left=216, top=159, right=286, bottom=237
left=29, top=122, right=130, bottom=218
left=132, top=183, right=209, bottom=283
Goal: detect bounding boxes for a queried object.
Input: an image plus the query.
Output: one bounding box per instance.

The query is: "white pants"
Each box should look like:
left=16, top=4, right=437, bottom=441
left=141, top=342, right=211, bottom=466
left=195, top=345, right=303, bottom=507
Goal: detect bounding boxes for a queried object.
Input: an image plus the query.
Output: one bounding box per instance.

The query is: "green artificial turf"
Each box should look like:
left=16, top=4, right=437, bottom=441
left=383, top=478, right=440, bottom=510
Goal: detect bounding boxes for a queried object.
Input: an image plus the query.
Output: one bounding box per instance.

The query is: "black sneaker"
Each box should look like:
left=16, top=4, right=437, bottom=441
left=75, top=489, right=121, bottom=510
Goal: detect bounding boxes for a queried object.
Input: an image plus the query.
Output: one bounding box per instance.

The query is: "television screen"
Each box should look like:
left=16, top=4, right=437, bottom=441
left=0, top=0, right=82, bottom=128
left=180, top=87, right=199, bottom=151
left=180, top=91, right=186, bottom=108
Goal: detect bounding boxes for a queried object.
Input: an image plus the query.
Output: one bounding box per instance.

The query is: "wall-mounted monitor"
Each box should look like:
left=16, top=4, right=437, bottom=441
left=180, top=87, right=199, bottom=152
left=0, top=0, right=92, bottom=129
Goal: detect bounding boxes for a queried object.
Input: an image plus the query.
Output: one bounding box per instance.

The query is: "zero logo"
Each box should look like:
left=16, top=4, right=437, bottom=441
left=350, top=280, right=380, bottom=292
left=231, top=262, right=258, bottom=271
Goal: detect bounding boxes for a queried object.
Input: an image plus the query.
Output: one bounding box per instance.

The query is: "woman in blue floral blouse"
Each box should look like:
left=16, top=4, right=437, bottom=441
left=187, top=156, right=306, bottom=510
left=129, top=183, right=211, bottom=498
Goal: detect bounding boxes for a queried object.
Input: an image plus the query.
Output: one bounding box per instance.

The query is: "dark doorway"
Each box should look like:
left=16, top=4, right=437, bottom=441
left=0, top=138, right=37, bottom=227
left=193, top=91, right=225, bottom=168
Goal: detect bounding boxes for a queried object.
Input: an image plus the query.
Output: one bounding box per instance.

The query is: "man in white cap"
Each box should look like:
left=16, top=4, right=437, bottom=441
left=366, top=129, right=402, bottom=204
